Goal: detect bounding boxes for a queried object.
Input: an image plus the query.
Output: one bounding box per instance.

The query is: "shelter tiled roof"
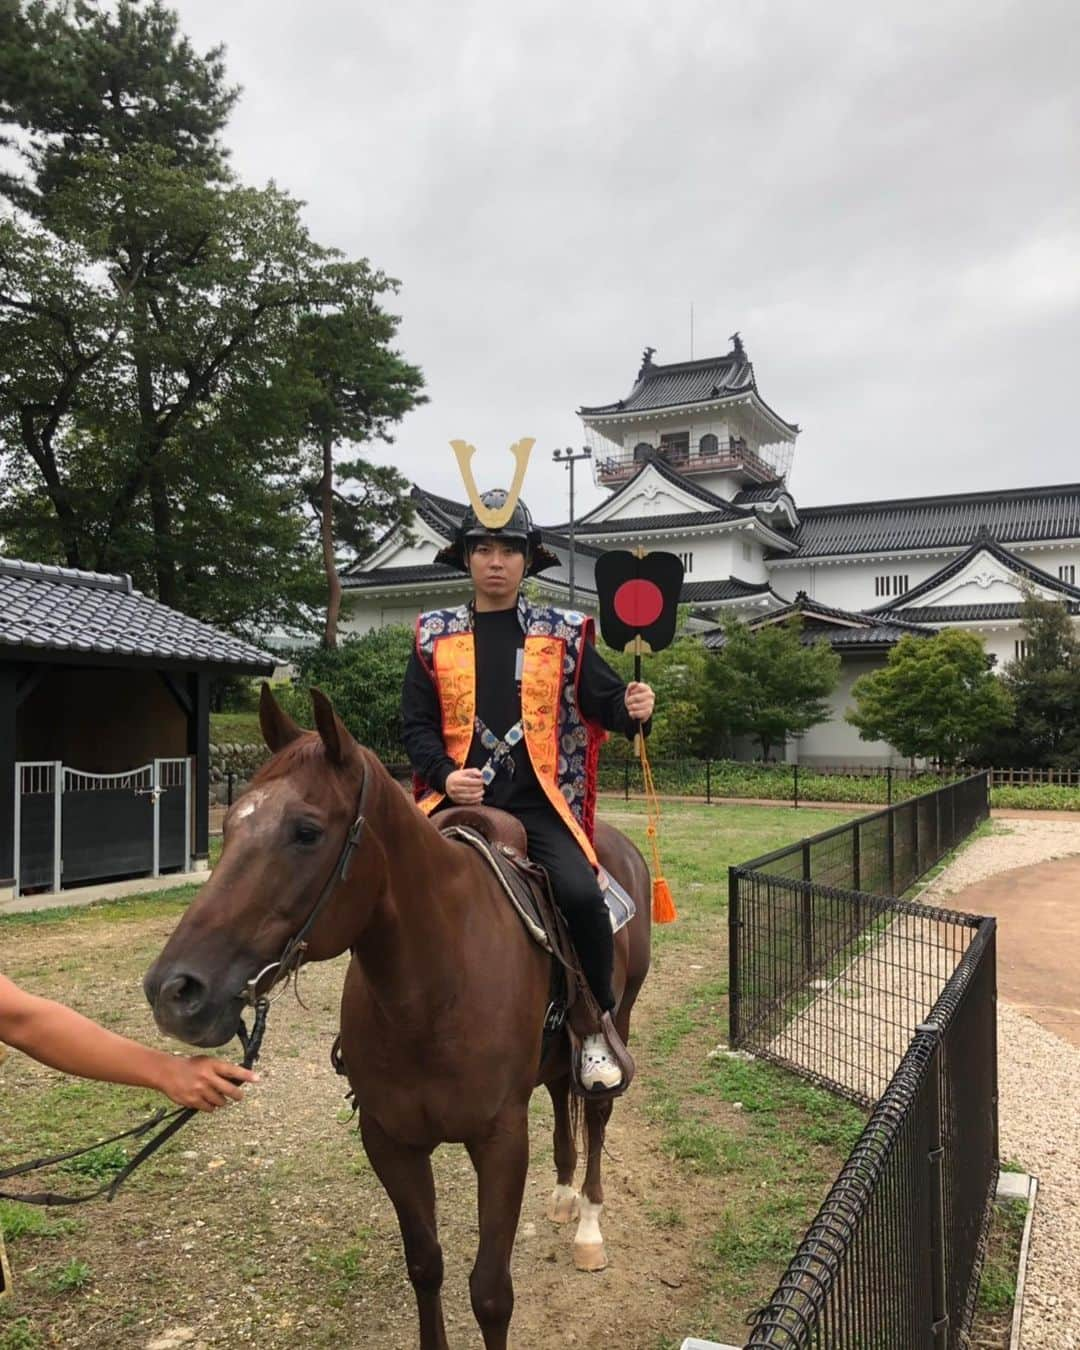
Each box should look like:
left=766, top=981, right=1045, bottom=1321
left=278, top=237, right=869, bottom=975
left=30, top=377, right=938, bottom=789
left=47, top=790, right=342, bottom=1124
left=732, top=482, right=789, bottom=505
left=787, top=483, right=1080, bottom=558
left=0, top=557, right=275, bottom=672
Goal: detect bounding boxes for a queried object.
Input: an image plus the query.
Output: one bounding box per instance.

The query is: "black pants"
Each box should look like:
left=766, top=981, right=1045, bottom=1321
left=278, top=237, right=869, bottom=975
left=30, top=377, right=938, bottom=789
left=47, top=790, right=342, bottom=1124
left=515, top=802, right=615, bottom=1012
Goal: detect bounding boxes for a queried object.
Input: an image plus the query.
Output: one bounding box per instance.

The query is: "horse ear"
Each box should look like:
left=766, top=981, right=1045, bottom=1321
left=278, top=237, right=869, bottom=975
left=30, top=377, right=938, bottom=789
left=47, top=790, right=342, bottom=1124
left=259, top=682, right=304, bottom=753
left=310, top=687, right=354, bottom=766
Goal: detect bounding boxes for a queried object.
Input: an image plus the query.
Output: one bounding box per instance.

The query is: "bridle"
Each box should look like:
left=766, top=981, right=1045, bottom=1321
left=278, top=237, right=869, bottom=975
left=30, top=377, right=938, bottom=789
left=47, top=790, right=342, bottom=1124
left=240, top=764, right=373, bottom=1008
left=0, top=761, right=374, bottom=1208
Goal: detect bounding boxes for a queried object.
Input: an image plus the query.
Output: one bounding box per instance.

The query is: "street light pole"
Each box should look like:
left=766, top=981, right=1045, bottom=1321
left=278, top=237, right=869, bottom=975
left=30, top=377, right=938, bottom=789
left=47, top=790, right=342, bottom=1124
left=553, top=445, right=591, bottom=607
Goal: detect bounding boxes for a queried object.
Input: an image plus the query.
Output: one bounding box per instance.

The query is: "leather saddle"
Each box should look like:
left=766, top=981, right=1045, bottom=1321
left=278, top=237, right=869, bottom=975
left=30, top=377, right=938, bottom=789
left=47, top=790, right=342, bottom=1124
left=435, top=806, right=635, bottom=1099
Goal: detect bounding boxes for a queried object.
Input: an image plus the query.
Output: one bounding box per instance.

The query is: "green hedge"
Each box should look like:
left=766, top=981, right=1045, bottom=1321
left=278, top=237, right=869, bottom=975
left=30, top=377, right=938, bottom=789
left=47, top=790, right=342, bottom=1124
left=990, top=785, right=1080, bottom=811
left=600, top=757, right=1080, bottom=811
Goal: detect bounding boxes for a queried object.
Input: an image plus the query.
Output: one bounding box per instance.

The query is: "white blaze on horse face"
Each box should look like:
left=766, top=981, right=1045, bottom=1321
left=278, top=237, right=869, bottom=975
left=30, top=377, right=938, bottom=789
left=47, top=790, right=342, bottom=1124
left=229, top=787, right=289, bottom=843
left=232, top=788, right=268, bottom=823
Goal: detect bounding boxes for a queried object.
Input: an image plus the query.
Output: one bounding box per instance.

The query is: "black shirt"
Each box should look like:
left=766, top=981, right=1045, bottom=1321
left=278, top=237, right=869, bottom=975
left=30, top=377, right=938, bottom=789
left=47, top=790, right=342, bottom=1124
left=400, top=605, right=646, bottom=810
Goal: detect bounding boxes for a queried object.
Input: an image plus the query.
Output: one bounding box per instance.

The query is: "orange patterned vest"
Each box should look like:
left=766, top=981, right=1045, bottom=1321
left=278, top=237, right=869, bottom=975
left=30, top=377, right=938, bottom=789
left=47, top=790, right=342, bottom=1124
left=412, top=597, right=603, bottom=865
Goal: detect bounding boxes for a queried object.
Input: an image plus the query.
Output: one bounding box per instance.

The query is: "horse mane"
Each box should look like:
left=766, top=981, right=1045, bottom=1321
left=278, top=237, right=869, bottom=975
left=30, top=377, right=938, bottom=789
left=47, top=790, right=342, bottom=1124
left=250, top=733, right=392, bottom=796
left=250, top=733, right=327, bottom=785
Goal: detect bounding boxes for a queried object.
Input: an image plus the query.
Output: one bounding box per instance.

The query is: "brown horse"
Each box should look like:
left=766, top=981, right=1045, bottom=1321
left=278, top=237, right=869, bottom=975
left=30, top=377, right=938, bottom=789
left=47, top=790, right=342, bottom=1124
left=144, top=687, right=651, bottom=1350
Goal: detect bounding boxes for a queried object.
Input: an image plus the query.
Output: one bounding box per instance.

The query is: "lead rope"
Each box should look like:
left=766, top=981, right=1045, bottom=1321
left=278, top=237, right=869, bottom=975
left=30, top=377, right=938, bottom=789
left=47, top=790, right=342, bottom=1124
left=0, top=999, right=269, bottom=1208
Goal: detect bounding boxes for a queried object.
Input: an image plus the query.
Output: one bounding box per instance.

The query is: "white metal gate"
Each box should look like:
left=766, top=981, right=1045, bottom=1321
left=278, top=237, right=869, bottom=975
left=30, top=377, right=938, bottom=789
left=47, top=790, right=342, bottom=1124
left=13, top=757, right=192, bottom=897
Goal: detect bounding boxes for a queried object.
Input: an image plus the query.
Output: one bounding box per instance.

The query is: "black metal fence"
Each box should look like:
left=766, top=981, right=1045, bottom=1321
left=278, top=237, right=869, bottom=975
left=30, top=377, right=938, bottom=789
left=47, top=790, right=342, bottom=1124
left=603, top=756, right=977, bottom=809
left=729, top=774, right=997, bottom=1348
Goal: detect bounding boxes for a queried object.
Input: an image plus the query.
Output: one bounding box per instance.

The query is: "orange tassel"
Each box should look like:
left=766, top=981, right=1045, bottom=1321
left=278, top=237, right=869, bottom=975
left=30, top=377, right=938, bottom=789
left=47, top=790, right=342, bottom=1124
left=639, top=732, right=677, bottom=924
left=652, top=876, right=678, bottom=924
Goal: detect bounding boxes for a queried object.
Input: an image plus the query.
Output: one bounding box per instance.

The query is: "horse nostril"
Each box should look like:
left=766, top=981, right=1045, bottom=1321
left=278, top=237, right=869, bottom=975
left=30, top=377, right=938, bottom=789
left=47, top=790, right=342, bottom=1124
left=160, top=971, right=208, bottom=1018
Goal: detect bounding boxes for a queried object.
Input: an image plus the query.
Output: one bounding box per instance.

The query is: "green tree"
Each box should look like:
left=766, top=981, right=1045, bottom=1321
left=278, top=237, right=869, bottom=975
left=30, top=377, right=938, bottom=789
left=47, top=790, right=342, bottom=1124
left=278, top=625, right=416, bottom=755
left=295, top=272, right=425, bottom=648
left=846, top=630, right=1013, bottom=766
left=596, top=626, right=712, bottom=758
left=0, top=0, right=237, bottom=216
left=705, top=615, right=841, bottom=760
left=0, top=1, right=422, bottom=638
left=976, top=593, right=1080, bottom=768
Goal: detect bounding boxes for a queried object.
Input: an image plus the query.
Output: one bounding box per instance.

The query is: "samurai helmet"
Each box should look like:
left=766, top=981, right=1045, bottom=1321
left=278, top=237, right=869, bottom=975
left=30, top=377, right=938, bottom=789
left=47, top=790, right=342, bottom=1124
left=436, top=490, right=559, bottom=575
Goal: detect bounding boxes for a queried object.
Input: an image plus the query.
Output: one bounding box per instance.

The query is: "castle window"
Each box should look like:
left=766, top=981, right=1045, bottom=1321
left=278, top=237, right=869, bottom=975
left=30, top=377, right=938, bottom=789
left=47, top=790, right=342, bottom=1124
left=700, top=433, right=719, bottom=456
left=875, top=574, right=910, bottom=597
left=742, top=542, right=753, bottom=562
left=632, top=442, right=654, bottom=464
left=1015, top=640, right=1032, bottom=662
left=677, top=551, right=693, bottom=574
left=1060, top=563, right=1076, bottom=585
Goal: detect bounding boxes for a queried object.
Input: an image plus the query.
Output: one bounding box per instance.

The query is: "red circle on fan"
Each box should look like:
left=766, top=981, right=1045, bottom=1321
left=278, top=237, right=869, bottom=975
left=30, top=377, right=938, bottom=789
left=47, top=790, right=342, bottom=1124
left=613, top=579, right=664, bottom=627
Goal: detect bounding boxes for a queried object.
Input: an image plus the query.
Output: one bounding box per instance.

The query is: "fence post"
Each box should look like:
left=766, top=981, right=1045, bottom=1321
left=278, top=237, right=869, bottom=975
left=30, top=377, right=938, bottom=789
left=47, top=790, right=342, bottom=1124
left=624, top=758, right=629, bottom=803
left=801, top=840, right=814, bottom=971
left=151, top=759, right=161, bottom=879
left=793, top=761, right=799, bottom=811
left=887, top=764, right=893, bottom=806
left=887, top=806, right=896, bottom=896
left=53, top=760, right=63, bottom=893
left=728, top=867, right=741, bottom=1046
left=227, top=771, right=235, bottom=808
left=917, top=1025, right=949, bottom=1349
left=706, top=758, right=711, bottom=806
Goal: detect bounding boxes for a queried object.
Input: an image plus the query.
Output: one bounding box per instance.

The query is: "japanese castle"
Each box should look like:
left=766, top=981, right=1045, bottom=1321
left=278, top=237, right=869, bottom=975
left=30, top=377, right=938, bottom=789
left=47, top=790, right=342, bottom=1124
left=342, top=337, right=1080, bottom=764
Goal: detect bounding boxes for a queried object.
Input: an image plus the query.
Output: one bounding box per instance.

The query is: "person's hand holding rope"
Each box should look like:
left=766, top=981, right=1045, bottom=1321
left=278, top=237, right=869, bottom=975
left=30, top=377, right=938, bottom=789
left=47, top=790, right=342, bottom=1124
left=0, top=973, right=256, bottom=1113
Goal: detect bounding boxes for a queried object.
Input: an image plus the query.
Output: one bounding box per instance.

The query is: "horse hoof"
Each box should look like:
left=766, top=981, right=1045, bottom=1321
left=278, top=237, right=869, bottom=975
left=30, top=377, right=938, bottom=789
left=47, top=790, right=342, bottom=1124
left=547, top=1187, right=580, bottom=1224
left=573, top=1242, right=608, bottom=1273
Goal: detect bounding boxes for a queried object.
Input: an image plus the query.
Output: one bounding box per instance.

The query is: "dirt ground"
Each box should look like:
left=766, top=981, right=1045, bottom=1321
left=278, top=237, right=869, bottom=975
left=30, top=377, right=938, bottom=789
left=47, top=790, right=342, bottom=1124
left=0, top=853, right=759, bottom=1349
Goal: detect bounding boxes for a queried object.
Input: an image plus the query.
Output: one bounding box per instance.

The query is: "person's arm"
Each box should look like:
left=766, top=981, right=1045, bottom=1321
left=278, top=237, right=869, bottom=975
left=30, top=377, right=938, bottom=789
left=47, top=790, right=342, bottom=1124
left=578, top=642, right=655, bottom=738
left=0, top=974, right=255, bottom=1112
left=401, top=647, right=457, bottom=793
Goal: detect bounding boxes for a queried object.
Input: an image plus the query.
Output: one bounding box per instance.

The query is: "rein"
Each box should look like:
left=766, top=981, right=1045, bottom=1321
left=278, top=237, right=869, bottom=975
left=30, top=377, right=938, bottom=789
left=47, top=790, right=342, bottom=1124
left=0, top=764, right=372, bottom=1208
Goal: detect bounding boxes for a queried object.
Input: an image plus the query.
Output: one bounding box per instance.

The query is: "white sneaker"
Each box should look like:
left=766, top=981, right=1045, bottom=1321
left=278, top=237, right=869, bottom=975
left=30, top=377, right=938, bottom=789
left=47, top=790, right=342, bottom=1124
left=580, top=1033, right=623, bottom=1090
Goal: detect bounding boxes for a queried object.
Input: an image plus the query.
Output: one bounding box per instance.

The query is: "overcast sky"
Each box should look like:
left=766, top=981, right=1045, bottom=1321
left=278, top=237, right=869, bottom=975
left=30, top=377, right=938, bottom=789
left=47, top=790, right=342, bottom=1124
left=171, top=0, right=1079, bottom=522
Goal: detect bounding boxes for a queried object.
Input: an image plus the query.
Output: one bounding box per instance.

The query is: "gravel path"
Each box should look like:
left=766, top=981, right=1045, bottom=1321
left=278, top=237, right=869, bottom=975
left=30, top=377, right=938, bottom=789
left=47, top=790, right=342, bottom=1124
left=920, top=819, right=1080, bottom=1350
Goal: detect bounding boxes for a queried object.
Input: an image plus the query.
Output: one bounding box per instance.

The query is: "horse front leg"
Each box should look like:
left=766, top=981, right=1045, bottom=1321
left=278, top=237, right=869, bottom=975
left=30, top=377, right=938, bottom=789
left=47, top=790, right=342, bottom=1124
left=360, top=1114, right=448, bottom=1350
left=573, top=1097, right=613, bottom=1272
left=545, top=1074, right=580, bottom=1223
left=465, top=1104, right=531, bottom=1350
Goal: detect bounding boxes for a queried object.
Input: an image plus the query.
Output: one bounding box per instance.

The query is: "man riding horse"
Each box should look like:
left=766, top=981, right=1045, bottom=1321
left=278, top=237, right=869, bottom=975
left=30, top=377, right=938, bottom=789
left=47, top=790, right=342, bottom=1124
left=401, top=489, right=655, bottom=1091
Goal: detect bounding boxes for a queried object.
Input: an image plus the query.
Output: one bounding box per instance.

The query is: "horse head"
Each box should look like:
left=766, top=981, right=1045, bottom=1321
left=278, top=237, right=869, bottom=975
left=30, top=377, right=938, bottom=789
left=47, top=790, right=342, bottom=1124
left=143, top=684, right=374, bottom=1048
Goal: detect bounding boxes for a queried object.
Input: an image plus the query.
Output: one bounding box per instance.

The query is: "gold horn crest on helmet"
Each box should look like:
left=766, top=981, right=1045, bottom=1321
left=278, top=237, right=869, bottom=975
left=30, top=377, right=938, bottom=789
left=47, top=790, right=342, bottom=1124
left=435, top=435, right=559, bottom=576
left=449, top=438, right=534, bottom=528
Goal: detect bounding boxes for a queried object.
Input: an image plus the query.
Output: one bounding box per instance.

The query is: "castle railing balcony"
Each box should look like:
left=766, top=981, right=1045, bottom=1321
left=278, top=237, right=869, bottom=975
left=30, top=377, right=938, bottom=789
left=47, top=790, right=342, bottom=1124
left=591, top=434, right=781, bottom=487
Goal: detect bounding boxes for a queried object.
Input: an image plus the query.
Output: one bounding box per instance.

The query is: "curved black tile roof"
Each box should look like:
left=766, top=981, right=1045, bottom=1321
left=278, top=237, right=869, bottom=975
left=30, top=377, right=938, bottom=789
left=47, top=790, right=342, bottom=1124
left=680, top=578, right=775, bottom=603
left=701, top=595, right=934, bottom=651
left=789, top=483, right=1080, bottom=558
left=0, top=558, right=274, bottom=672
left=579, top=344, right=797, bottom=433
left=891, top=602, right=1080, bottom=623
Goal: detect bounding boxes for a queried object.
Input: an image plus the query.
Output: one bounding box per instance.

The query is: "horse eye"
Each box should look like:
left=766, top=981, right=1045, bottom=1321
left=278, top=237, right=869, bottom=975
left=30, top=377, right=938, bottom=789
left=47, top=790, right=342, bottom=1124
left=294, top=824, right=323, bottom=846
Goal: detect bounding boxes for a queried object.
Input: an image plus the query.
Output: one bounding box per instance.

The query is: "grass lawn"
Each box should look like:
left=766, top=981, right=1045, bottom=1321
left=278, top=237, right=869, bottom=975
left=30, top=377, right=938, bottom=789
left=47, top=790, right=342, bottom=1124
left=208, top=710, right=263, bottom=744
left=0, top=800, right=866, bottom=1350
